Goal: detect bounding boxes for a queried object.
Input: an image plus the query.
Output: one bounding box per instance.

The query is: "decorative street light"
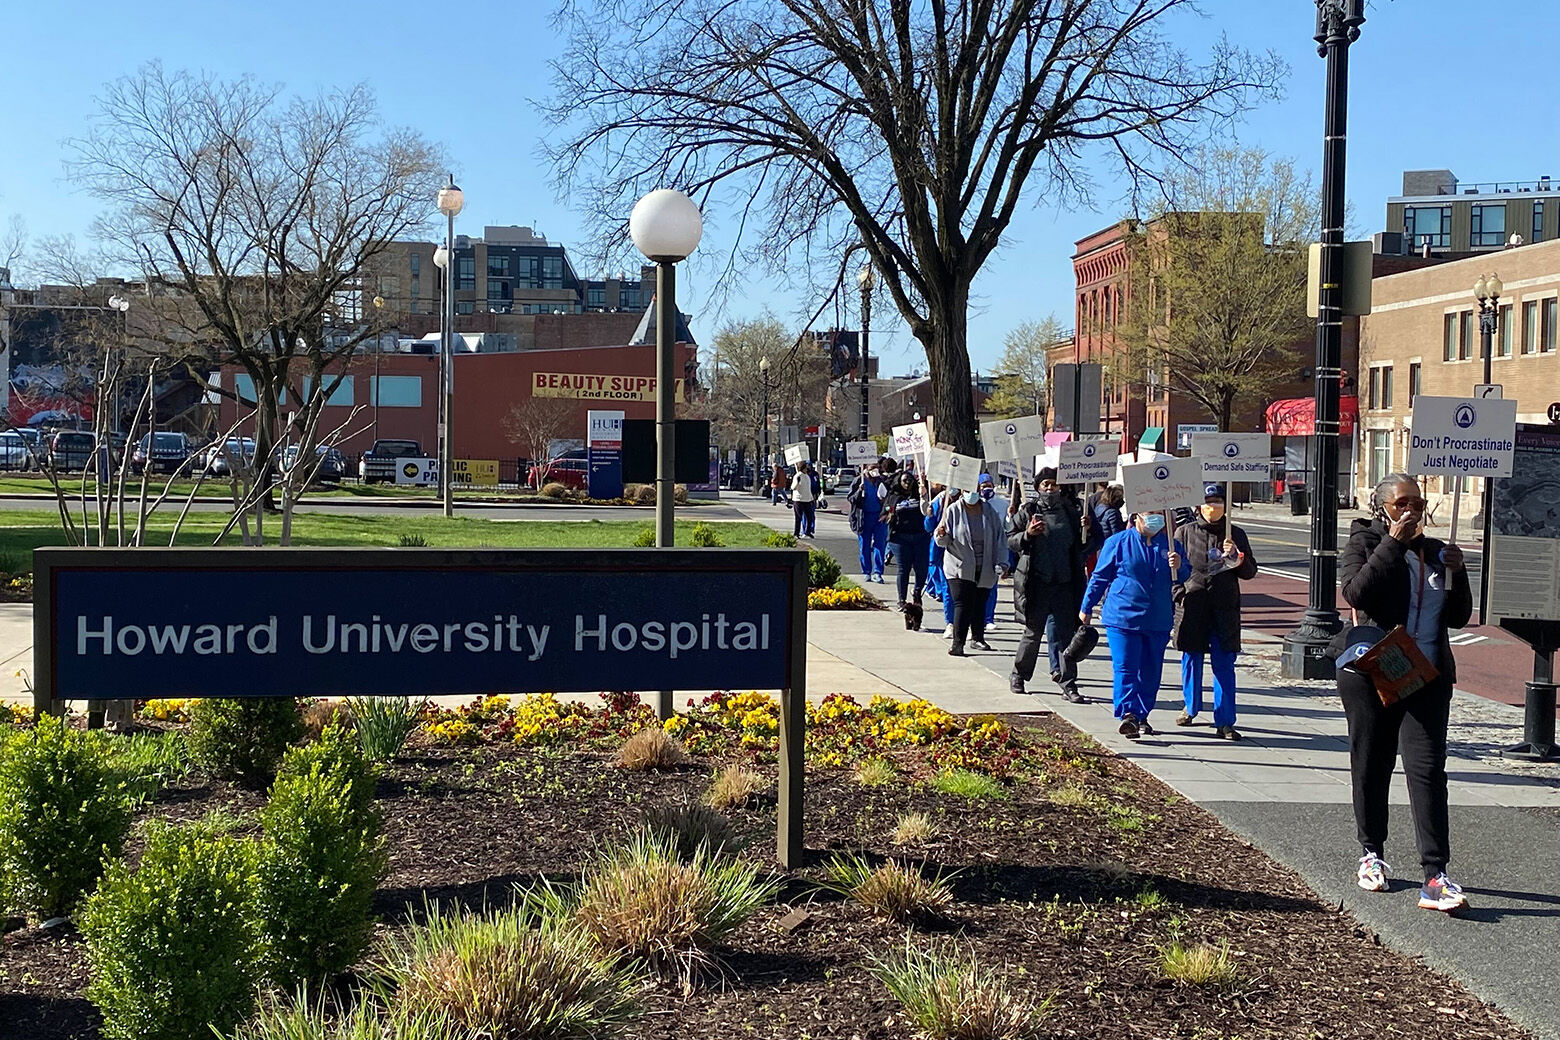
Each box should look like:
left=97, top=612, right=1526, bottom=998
left=435, top=175, right=464, bottom=518
left=1474, top=272, right=1504, bottom=623
left=630, top=188, right=703, bottom=552
left=1282, top=0, right=1366, bottom=679
left=857, top=261, right=876, bottom=440
left=759, top=356, right=772, bottom=492
left=631, top=188, right=702, bottom=722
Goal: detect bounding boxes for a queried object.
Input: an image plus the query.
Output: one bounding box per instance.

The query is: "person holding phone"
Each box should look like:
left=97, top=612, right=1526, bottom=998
left=1337, top=473, right=1471, bottom=913
left=1174, top=484, right=1259, bottom=739
left=1080, top=511, right=1189, bottom=740
left=1008, top=468, right=1086, bottom=702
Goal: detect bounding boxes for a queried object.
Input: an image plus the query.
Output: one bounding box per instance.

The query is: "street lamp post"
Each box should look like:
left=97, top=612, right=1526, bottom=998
left=1475, top=272, right=1504, bottom=624
left=631, top=188, right=703, bottom=721
left=857, top=262, right=875, bottom=440
left=435, top=176, right=464, bottom=518
left=759, top=356, right=772, bottom=496
left=1281, top=0, right=1366, bottom=680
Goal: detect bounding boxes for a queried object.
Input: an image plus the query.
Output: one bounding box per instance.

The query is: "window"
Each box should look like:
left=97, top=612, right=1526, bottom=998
left=487, top=278, right=509, bottom=301
left=586, top=287, right=605, bottom=308
left=1368, top=431, right=1393, bottom=488
left=1443, top=313, right=1457, bottom=361
left=1459, top=310, right=1474, bottom=360
left=456, top=300, right=474, bottom=314
left=234, top=374, right=258, bottom=405
left=1535, top=201, right=1546, bottom=244
left=541, top=256, right=563, bottom=288
left=1498, top=303, right=1513, bottom=357
left=1408, top=362, right=1421, bottom=403
left=409, top=253, right=420, bottom=276
left=457, top=256, right=475, bottom=290
left=372, top=376, right=422, bottom=407
left=1471, top=204, right=1507, bottom=247
left=377, top=275, right=399, bottom=299
left=621, top=286, right=641, bottom=309
left=303, top=376, right=354, bottom=407
left=488, top=255, right=510, bottom=277
left=1545, top=298, right=1558, bottom=353
left=1405, top=205, right=1451, bottom=248
left=1523, top=300, right=1539, bottom=353
left=409, top=275, right=419, bottom=313
left=1367, top=365, right=1393, bottom=410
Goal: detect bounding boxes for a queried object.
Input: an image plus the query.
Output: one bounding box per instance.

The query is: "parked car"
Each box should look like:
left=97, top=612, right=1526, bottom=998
left=199, top=437, right=257, bottom=477
left=131, top=432, right=195, bottom=476
left=13, top=428, right=43, bottom=467
left=359, top=439, right=424, bottom=484
left=528, top=452, right=588, bottom=491
left=0, top=431, right=33, bottom=470
left=46, top=431, right=98, bottom=472
left=281, top=444, right=348, bottom=484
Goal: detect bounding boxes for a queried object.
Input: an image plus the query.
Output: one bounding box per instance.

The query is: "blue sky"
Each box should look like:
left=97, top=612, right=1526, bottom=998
left=2, top=0, right=1556, bottom=375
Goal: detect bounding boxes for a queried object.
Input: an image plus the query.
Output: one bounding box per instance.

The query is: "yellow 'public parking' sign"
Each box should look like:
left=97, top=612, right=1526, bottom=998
left=452, top=459, right=499, bottom=486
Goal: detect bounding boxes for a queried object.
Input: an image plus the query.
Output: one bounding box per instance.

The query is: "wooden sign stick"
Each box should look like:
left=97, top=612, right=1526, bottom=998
left=1448, top=474, right=1462, bottom=545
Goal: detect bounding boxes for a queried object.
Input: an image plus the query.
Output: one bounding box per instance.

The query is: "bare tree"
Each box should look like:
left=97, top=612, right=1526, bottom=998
left=1114, top=147, right=1316, bottom=431
left=702, top=316, right=830, bottom=459
left=67, top=63, right=444, bottom=542
left=547, top=0, right=1282, bottom=453
left=987, top=316, right=1067, bottom=419
left=502, top=396, right=581, bottom=487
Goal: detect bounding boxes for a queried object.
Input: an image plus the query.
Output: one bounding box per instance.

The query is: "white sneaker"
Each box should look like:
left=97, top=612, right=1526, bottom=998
left=986, top=621, right=999, bottom=632
left=1357, top=852, right=1389, bottom=892
left=942, top=624, right=954, bottom=639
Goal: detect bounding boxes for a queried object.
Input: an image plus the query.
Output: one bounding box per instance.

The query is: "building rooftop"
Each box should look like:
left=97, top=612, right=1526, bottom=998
left=1397, top=168, right=1560, bottom=201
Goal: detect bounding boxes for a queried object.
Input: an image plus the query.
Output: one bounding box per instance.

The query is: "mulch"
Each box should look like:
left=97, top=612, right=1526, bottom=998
left=0, top=714, right=1533, bottom=1040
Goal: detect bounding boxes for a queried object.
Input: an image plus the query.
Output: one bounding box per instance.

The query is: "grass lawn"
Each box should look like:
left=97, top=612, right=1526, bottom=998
left=0, top=510, right=779, bottom=573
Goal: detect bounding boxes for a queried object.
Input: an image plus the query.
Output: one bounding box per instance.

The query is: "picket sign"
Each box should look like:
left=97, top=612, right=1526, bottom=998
left=1057, top=440, right=1116, bottom=485
left=783, top=442, right=810, bottom=465
left=1120, top=457, right=1204, bottom=516
left=845, top=440, right=877, bottom=465
left=892, top=422, right=930, bottom=471
left=979, top=415, right=1046, bottom=463
left=926, top=447, right=984, bottom=491
left=1190, top=431, right=1272, bottom=515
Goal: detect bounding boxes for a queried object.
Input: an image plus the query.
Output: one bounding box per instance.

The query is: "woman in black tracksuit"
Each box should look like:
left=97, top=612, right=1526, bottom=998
left=1337, top=472, right=1471, bottom=913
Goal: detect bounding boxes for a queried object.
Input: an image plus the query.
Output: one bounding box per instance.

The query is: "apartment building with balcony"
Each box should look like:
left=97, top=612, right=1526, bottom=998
left=1389, top=169, right=1560, bottom=255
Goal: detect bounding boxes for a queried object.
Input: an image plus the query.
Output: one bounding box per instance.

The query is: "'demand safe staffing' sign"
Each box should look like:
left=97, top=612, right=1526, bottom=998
left=532, top=372, right=686, bottom=402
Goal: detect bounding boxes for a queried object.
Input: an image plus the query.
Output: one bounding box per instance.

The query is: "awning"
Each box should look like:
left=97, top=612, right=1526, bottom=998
left=1265, top=395, right=1358, bottom=436
left=1138, top=427, right=1165, bottom=450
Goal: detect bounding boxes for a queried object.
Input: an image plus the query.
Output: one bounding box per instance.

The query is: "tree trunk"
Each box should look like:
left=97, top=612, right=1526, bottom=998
left=915, top=279, right=978, bottom=455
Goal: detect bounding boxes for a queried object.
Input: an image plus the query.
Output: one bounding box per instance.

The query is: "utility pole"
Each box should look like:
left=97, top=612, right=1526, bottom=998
left=1282, top=0, right=1365, bottom=679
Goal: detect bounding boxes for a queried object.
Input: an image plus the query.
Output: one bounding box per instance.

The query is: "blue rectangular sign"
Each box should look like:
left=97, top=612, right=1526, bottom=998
left=35, top=549, right=803, bottom=701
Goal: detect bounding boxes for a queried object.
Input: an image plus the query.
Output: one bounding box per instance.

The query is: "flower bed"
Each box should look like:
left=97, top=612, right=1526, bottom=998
left=808, top=586, right=873, bottom=609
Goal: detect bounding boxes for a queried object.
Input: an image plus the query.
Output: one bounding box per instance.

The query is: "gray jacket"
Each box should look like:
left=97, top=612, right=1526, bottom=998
left=933, top=497, right=1005, bottom=588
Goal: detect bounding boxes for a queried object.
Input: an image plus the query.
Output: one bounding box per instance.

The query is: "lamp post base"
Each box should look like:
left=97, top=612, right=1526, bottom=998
left=1504, top=741, right=1560, bottom=762
left=1280, top=611, right=1343, bottom=680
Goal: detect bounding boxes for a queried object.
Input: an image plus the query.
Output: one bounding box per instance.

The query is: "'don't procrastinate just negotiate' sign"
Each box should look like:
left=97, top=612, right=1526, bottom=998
left=1407, top=396, right=1519, bottom=479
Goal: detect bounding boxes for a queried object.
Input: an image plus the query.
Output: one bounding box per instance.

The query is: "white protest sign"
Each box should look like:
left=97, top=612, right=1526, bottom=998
left=979, top=415, right=1046, bottom=462
left=1192, top=433, right=1273, bottom=481
left=783, top=442, right=811, bottom=465
left=845, top=440, right=878, bottom=465
left=1057, top=440, right=1116, bottom=485
left=1407, top=396, right=1518, bottom=479
left=926, top=447, right=984, bottom=491
left=1121, top=456, right=1205, bottom=515
left=892, top=422, right=930, bottom=467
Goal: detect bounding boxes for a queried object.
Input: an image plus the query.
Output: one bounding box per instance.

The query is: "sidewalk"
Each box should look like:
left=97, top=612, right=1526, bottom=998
left=725, top=496, right=1560, bottom=1040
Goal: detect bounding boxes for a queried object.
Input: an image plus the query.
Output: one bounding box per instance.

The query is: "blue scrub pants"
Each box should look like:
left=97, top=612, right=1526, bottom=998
left=857, top=518, right=888, bottom=578
left=1104, top=626, right=1170, bottom=723
left=1181, top=631, right=1238, bottom=727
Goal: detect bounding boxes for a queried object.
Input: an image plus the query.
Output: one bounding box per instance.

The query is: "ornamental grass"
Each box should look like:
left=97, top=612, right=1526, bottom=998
left=824, top=854, right=955, bottom=923
left=871, top=938, right=1049, bottom=1040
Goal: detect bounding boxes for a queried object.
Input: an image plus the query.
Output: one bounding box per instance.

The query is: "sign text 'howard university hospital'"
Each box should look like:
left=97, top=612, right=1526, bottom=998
left=38, top=550, right=800, bottom=701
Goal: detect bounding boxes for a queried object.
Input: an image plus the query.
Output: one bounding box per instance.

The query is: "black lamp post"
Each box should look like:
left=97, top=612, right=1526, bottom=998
left=1281, top=0, right=1366, bottom=679
left=858, top=262, right=875, bottom=439
left=1475, top=273, right=1504, bottom=623
left=759, top=356, right=772, bottom=495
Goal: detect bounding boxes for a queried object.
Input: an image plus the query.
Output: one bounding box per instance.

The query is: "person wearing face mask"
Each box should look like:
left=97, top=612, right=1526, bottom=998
left=1008, top=468, right=1086, bottom=702
left=1173, top=485, right=1259, bottom=739
left=1080, top=510, right=1189, bottom=740
left=847, top=457, right=894, bottom=583
left=933, top=478, right=1006, bottom=656
left=888, top=471, right=930, bottom=610
left=1088, top=484, right=1127, bottom=577
left=1334, top=473, right=1471, bottom=913
left=976, top=472, right=1012, bottom=630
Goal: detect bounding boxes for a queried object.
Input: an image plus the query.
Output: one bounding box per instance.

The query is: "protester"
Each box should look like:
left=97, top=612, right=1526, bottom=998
left=1008, top=468, right=1086, bottom=703
left=977, top=473, right=1011, bottom=630
left=1336, top=472, right=1471, bottom=913
left=933, top=481, right=1006, bottom=657
left=1174, top=484, right=1258, bottom=739
left=791, top=460, right=820, bottom=538
left=888, top=472, right=930, bottom=610
left=770, top=463, right=790, bottom=506
left=922, top=479, right=956, bottom=637
left=1080, top=511, right=1188, bottom=739
left=847, top=458, right=892, bottom=583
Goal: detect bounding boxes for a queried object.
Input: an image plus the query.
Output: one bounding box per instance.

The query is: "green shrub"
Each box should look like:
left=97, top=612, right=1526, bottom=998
left=377, top=902, right=639, bottom=1040
left=689, top=522, right=725, bottom=547
left=255, top=724, right=386, bottom=988
left=626, top=483, right=656, bottom=505
left=82, top=819, right=262, bottom=1040
left=540, top=481, right=569, bottom=499
left=930, top=768, right=1006, bottom=800
left=630, top=525, right=656, bottom=548
left=347, top=697, right=423, bottom=761
left=639, top=802, right=741, bottom=862
left=824, top=854, right=954, bottom=923
left=396, top=533, right=429, bottom=547
left=762, top=530, right=798, bottom=548
left=1159, top=940, right=1240, bottom=988
left=188, top=697, right=304, bottom=786
left=108, top=730, right=190, bottom=806
left=0, top=714, right=135, bottom=917
left=806, top=547, right=841, bottom=589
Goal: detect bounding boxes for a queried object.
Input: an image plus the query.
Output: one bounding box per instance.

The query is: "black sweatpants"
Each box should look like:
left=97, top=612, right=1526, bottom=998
left=1337, top=668, right=1453, bottom=880
left=947, top=577, right=989, bottom=650
left=1012, top=579, right=1079, bottom=686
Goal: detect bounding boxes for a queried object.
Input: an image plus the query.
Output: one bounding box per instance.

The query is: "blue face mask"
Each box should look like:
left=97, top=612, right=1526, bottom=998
left=963, top=490, right=982, bottom=506
left=1142, top=514, right=1166, bottom=537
